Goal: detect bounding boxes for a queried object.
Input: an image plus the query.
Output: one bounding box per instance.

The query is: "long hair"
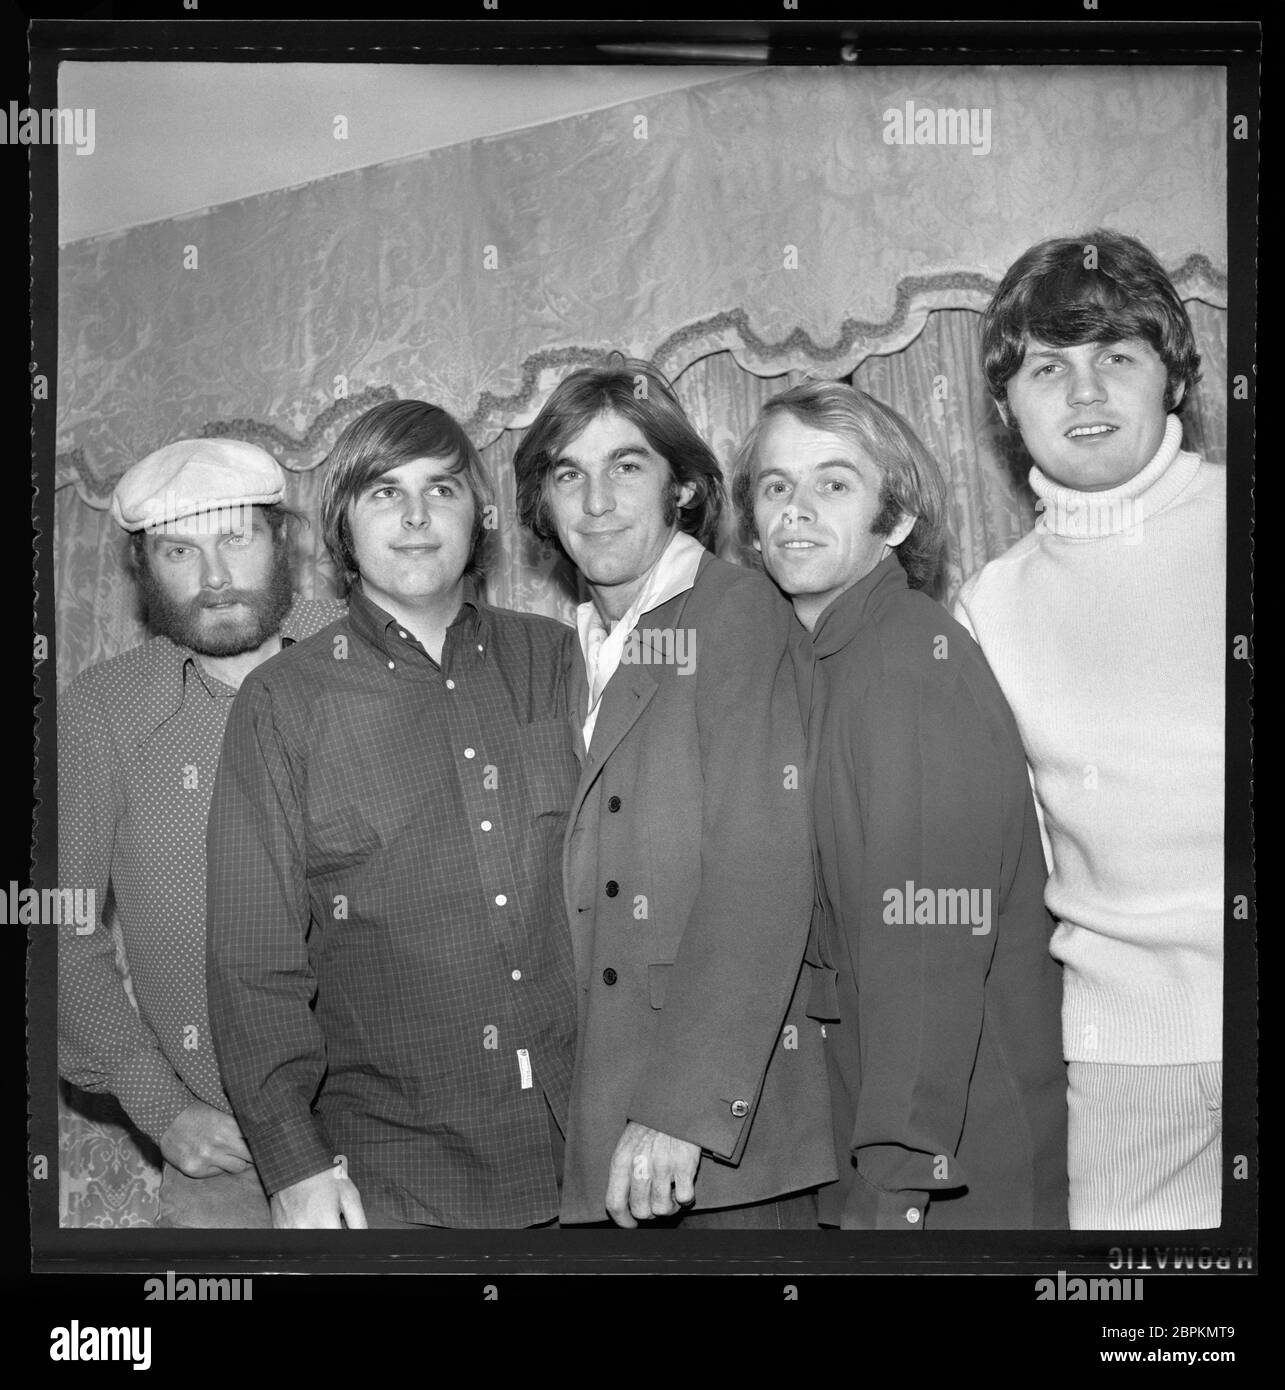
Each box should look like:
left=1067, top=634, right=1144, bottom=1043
left=319, top=400, right=493, bottom=596
left=982, top=228, right=1200, bottom=414
left=513, top=355, right=724, bottom=552
left=731, top=380, right=947, bottom=593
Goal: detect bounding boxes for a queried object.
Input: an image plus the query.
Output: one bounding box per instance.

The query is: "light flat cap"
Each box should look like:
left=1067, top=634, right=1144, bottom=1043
left=110, top=437, right=286, bottom=532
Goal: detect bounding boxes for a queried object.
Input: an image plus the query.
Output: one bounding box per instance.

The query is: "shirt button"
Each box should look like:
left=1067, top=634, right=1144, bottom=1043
left=511, top=969, right=522, bottom=982
left=602, top=968, right=618, bottom=986
left=906, top=1207, right=921, bottom=1225
left=495, top=894, right=507, bottom=906
left=464, top=747, right=476, bottom=759
left=387, top=660, right=395, bottom=670
left=604, top=880, right=619, bottom=898
left=445, top=679, right=456, bottom=690
left=477, top=644, right=484, bottom=654
left=480, top=820, right=492, bottom=832
left=607, top=796, right=622, bottom=812
left=730, top=1100, right=750, bottom=1118
left=398, top=630, right=408, bottom=639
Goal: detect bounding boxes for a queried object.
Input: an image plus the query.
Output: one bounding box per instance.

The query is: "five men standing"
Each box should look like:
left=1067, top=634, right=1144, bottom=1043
left=57, top=228, right=1228, bottom=1233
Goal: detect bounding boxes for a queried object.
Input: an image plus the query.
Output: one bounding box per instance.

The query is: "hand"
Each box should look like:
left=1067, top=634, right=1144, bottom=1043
left=270, top=1167, right=368, bottom=1230
left=159, top=1100, right=254, bottom=1178
left=606, top=1121, right=702, bottom=1228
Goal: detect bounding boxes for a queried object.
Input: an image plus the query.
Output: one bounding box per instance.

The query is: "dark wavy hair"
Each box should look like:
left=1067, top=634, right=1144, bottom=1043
left=319, top=400, right=493, bottom=597
left=513, top=354, right=724, bottom=554
left=731, top=380, right=947, bottom=593
left=982, top=228, right=1201, bottom=415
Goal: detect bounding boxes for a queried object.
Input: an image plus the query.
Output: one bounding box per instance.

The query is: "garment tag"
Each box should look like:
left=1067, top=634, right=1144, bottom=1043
left=516, top=1048, right=533, bottom=1090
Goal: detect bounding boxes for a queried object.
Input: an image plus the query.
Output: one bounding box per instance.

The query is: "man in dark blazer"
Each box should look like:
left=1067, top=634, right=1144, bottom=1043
left=514, top=357, right=835, bottom=1227
left=733, top=380, right=1067, bottom=1229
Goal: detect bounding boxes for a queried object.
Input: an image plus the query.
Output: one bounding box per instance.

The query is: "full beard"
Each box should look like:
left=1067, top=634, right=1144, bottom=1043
left=140, top=542, right=296, bottom=657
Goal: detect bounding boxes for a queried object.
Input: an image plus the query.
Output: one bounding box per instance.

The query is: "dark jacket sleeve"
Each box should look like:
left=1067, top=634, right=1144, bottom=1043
left=627, top=577, right=813, bottom=1159
left=205, top=674, right=334, bottom=1197
left=841, top=660, right=1003, bottom=1227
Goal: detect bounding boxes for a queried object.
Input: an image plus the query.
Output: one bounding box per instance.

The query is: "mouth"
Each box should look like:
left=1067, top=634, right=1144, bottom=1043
left=1064, top=424, right=1119, bottom=439
left=392, top=544, right=440, bottom=553
left=774, top=537, right=823, bottom=550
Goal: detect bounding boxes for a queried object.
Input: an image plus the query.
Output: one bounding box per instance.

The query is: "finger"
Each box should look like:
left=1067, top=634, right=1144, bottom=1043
left=650, top=1171, right=678, bottom=1217
left=673, top=1160, right=697, bottom=1207
left=605, top=1147, right=636, bottom=1227
left=211, top=1152, right=252, bottom=1175
left=629, top=1149, right=654, bottom=1222
left=221, top=1132, right=254, bottom=1164
left=340, top=1184, right=369, bottom=1230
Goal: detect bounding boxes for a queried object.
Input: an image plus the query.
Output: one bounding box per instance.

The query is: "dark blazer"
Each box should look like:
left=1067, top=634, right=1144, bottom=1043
left=558, top=549, right=836, bottom=1223
left=800, top=555, right=1068, bottom=1229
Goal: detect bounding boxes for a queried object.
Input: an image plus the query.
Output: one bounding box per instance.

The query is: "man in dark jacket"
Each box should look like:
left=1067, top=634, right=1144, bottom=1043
left=733, top=380, right=1067, bottom=1229
left=514, top=357, right=835, bottom=1227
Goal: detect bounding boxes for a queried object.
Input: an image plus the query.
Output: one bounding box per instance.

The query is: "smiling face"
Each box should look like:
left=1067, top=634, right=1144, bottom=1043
left=1004, top=336, right=1178, bottom=492
left=140, top=507, right=293, bottom=656
left=347, top=455, right=475, bottom=619
left=544, top=409, right=695, bottom=620
left=751, top=413, right=913, bottom=631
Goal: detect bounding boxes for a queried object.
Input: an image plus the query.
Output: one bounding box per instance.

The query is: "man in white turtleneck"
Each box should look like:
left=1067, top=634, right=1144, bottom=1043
left=954, top=229, right=1225, bottom=1230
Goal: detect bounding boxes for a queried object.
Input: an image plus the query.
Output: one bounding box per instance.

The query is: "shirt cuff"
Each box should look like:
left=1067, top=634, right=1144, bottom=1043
left=842, top=1170, right=931, bottom=1230
left=113, top=1055, right=200, bottom=1146
left=246, top=1113, right=337, bottom=1198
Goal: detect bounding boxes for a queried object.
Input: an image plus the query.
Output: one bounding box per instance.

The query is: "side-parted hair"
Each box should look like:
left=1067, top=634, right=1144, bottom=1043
left=319, top=399, right=494, bottom=597
left=126, top=501, right=299, bottom=577
left=513, top=354, right=724, bottom=552
left=982, top=228, right=1201, bottom=414
left=731, top=380, right=947, bottom=593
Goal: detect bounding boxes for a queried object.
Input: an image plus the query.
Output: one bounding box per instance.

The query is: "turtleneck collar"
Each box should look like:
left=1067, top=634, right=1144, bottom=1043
left=808, top=552, right=908, bottom=659
left=1028, top=415, right=1200, bottom=539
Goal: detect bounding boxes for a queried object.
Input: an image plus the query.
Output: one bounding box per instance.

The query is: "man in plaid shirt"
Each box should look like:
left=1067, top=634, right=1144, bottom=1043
left=205, top=401, right=580, bottom=1229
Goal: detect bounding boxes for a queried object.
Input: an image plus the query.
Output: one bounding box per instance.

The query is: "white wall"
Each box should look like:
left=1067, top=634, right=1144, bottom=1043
left=58, top=62, right=744, bottom=244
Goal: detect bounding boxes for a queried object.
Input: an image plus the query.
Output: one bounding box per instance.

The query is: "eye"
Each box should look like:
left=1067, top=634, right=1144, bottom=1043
left=370, top=485, right=399, bottom=500
left=762, top=479, right=788, bottom=498
left=613, top=461, right=641, bottom=476
left=821, top=478, right=849, bottom=493
left=429, top=481, right=458, bottom=498
left=163, top=546, right=191, bottom=561
left=552, top=467, right=581, bottom=485
left=222, top=530, right=253, bottom=546
left=1034, top=362, right=1060, bottom=377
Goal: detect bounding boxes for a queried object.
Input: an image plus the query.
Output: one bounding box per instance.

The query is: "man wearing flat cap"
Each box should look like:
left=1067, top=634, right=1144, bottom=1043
left=57, top=438, right=344, bottom=1228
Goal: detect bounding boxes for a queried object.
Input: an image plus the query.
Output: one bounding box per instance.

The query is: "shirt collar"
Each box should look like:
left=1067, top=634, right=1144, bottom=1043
left=346, top=575, right=486, bottom=665
left=809, top=552, right=908, bottom=659
left=575, top=529, right=706, bottom=656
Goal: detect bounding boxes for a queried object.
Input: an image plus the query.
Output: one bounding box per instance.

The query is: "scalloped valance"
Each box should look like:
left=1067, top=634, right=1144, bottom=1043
left=57, top=64, right=1226, bottom=505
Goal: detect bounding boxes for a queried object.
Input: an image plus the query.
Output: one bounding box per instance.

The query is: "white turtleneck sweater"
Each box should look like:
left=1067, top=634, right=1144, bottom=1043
left=954, top=415, right=1225, bottom=1066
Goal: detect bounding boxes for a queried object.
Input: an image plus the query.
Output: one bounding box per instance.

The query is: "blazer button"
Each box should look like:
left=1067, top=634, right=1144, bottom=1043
left=607, top=796, right=622, bottom=812
left=905, top=1207, right=921, bottom=1224
left=730, top=1099, right=749, bottom=1118
left=604, top=880, right=619, bottom=897
left=602, top=968, right=618, bottom=985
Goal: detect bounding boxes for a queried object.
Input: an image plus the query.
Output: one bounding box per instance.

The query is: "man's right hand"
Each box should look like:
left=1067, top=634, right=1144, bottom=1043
left=159, top=1100, right=254, bottom=1178
left=270, top=1167, right=369, bottom=1229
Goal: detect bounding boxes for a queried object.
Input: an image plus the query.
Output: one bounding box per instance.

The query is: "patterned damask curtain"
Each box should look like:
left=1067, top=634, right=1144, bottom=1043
left=53, top=62, right=1228, bottom=1225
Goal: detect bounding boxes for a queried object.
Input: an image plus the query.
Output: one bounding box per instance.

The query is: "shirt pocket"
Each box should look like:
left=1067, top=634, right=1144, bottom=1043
left=648, top=961, right=673, bottom=1010
left=519, top=718, right=579, bottom=818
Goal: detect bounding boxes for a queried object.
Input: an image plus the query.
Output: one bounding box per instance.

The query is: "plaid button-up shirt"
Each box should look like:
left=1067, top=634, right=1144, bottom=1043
left=57, top=597, right=345, bottom=1144
left=205, top=581, right=580, bottom=1227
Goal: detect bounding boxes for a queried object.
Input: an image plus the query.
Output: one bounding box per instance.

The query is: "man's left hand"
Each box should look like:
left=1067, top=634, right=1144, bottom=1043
left=606, top=1122, right=701, bottom=1227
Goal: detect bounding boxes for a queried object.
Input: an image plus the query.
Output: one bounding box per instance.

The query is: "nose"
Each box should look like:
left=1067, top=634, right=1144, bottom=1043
left=201, top=548, right=231, bottom=590
left=1067, top=360, right=1106, bottom=406
left=401, top=492, right=429, bottom=528
left=583, top=472, right=614, bottom=517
